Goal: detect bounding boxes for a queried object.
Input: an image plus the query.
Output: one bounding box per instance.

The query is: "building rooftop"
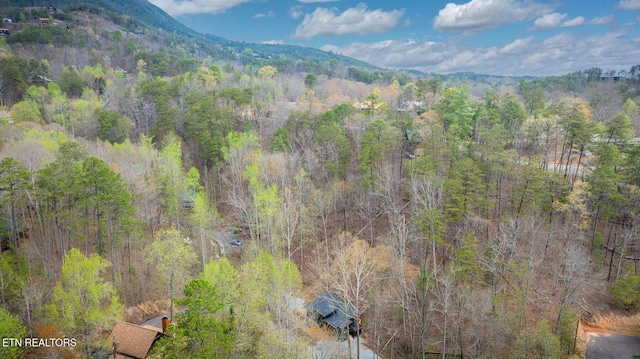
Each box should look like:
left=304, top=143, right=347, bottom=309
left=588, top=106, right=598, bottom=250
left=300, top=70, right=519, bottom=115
left=110, top=322, right=163, bottom=359
left=306, top=293, right=357, bottom=325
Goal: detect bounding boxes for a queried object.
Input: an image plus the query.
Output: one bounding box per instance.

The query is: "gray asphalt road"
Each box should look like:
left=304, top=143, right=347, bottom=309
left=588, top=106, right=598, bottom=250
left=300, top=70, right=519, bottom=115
left=587, top=333, right=640, bottom=359
left=140, top=313, right=169, bottom=330
left=208, top=231, right=243, bottom=255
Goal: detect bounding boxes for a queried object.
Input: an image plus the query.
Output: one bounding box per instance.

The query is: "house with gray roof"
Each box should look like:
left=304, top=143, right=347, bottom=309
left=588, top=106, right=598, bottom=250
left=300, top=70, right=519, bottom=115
left=306, top=292, right=361, bottom=340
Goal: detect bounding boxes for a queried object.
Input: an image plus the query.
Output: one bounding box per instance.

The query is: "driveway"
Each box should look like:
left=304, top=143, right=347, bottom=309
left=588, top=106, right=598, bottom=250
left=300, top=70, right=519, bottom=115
left=207, top=231, right=243, bottom=256
left=140, top=313, right=169, bottom=330
left=587, top=333, right=640, bottom=359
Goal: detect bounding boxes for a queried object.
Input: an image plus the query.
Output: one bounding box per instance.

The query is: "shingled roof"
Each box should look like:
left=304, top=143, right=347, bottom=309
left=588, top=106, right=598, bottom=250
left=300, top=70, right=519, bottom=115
left=307, top=293, right=356, bottom=323
left=110, top=322, right=163, bottom=359
left=306, top=293, right=358, bottom=330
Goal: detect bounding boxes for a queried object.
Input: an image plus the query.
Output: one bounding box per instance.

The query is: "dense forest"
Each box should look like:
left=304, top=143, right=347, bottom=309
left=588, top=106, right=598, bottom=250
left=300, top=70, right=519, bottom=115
left=1, top=3, right=640, bottom=359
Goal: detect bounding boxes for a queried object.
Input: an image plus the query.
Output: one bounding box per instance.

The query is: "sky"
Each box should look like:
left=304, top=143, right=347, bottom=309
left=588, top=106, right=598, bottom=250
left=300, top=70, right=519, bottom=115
left=145, top=0, right=640, bottom=76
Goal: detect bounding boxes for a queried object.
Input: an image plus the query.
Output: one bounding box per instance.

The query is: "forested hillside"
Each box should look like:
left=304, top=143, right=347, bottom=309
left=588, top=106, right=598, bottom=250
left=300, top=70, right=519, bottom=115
left=1, top=3, right=640, bottom=359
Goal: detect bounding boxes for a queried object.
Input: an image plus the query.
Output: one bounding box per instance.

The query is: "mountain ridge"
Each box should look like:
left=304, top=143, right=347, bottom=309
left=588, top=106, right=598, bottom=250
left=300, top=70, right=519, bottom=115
left=0, top=0, right=379, bottom=71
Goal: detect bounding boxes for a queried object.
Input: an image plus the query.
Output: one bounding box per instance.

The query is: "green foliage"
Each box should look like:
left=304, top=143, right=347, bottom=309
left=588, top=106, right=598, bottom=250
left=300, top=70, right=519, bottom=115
left=277, top=111, right=311, bottom=151
left=219, top=87, right=253, bottom=106
left=136, top=77, right=178, bottom=139
left=7, top=25, right=73, bottom=45
left=59, top=65, right=87, bottom=98
left=257, top=65, right=277, bottom=79
left=514, top=318, right=563, bottom=359
left=591, top=231, right=604, bottom=266
left=415, top=76, right=443, bottom=107
left=510, top=161, right=546, bottom=215
left=96, top=108, right=131, bottom=144
left=304, top=73, right=317, bottom=89
left=358, top=119, right=398, bottom=185
left=255, top=327, right=310, bottom=359
left=134, top=49, right=171, bottom=77
left=311, top=104, right=354, bottom=179
left=201, top=257, right=238, bottom=303
left=200, top=252, right=305, bottom=358
left=144, top=229, right=197, bottom=319
left=444, top=157, right=487, bottom=222
left=243, top=164, right=281, bottom=244
left=517, top=80, right=545, bottom=115
left=612, top=268, right=640, bottom=309
left=348, top=67, right=388, bottom=84
left=451, top=233, right=484, bottom=284
left=315, top=120, right=350, bottom=179
left=270, top=126, right=291, bottom=152
left=586, top=164, right=625, bottom=222
left=500, top=93, right=527, bottom=142
left=0, top=56, right=47, bottom=105
left=0, top=157, right=31, bottom=247
left=81, top=64, right=106, bottom=94
left=417, top=208, right=446, bottom=246
left=222, top=130, right=260, bottom=162
left=49, top=248, right=123, bottom=354
left=556, top=306, right=579, bottom=355
left=624, top=146, right=640, bottom=186
left=0, top=251, right=29, bottom=309
left=436, top=86, right=475, bottom=138
left=0, top=307, right=27, bottom=358
left=186, top=94, right=235, bottom=167
left=154, top=279, right=235, bottom=358
left=79, top=156, right=136, bottom=254
left=157, top=136, right=190, bottom=221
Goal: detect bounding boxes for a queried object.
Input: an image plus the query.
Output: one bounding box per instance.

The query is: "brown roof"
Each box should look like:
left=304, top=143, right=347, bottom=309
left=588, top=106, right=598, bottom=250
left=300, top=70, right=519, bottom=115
left=110, top=322, right=163, bottom=359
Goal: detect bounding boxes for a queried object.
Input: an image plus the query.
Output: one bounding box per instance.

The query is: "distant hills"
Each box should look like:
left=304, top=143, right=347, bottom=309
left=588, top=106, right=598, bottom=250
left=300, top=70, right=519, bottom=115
left=2, top=0, right=198, bottom=37
left=0, top=0, right=548, bottom=84
left=0, top=0, right=377, bottom=71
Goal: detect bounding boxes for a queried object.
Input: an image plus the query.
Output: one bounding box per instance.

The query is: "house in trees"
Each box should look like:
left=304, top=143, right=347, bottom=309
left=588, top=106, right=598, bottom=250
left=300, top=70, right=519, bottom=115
left=110, top=322, right=164, bottom=359
left=306, top=293, right=361, bottom=340
left=353, top=100, right=384, bottom=111
left=38, top=18, right=50, bottom=26
left=399, top=101, right=424, bottom=113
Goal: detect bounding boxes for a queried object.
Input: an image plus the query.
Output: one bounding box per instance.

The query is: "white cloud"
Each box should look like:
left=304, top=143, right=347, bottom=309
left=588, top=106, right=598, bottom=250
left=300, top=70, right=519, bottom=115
left=433, top=0, right=554, bottom=32
left=589, top=15, right=615, bottom=25
left=148, top=0, right=253, bottom=16
left=253, top=10, right=275, bottom=19
left=320, top=30, right=640, bottom=76
left=532, top=13, right=586, bottom=30
left=563, top=16, right=585, bottom=27
left=298, top=0, right=340, bottom=2
left=292, top=3, right=404, bottom=39
left=532, top=13, right=566, bottom=30
left=542, top=33, right=575, bottom=48
left=289, top=5, right=304, bottom=19
left=615, top=0, right=640, bottom=10
left=499, top=36, right=535, bottom=54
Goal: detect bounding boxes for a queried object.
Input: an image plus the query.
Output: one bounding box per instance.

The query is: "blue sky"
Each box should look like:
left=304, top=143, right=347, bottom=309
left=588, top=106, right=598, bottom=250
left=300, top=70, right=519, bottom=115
left=146, top=0, right=640, bottom=76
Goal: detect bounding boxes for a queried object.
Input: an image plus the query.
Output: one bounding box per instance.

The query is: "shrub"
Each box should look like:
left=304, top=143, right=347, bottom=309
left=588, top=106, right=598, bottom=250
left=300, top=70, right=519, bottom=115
left=612, top=269, right=640, bottom=309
